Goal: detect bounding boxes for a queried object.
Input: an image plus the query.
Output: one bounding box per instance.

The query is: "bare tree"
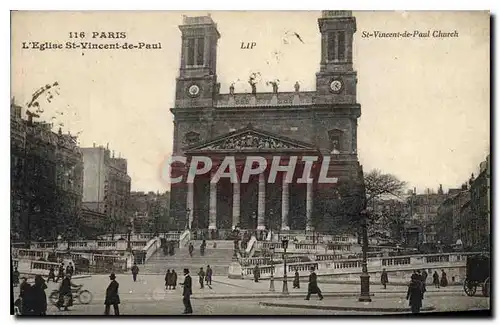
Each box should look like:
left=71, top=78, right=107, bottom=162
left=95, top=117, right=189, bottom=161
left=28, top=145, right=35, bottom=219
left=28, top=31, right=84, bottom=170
left=364, top=169, right=407, bottom=205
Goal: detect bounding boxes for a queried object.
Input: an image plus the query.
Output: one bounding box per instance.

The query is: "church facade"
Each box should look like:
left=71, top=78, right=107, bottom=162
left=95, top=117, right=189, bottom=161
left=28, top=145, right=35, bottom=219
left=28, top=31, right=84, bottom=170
left=169, top=11, right=364, bottom=235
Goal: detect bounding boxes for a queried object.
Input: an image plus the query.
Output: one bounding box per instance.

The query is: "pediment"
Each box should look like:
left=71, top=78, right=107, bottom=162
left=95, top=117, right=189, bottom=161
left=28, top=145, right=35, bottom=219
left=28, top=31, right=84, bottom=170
left=185, top=125, right=317, bottom=153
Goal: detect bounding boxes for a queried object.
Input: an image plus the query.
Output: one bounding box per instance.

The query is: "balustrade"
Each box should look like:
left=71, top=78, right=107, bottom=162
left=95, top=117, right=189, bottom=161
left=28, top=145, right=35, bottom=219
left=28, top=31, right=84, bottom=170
left=425, top=254, right=450, bottom=264
left=382, top=257, right=411, bottom=266
left=334, top=259, right=362, bottom=269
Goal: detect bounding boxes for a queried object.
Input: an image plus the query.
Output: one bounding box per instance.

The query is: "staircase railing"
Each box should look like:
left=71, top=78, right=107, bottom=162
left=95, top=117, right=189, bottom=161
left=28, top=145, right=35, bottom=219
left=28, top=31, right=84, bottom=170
left=245, top=235, right=257, bottom=258
left=179, top=229, right=191, bottom=248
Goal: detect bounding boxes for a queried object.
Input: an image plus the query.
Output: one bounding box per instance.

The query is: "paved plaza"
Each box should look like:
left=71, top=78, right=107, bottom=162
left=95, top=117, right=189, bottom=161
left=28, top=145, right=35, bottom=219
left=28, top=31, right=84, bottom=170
left=12, top=274, right=490, bottom=315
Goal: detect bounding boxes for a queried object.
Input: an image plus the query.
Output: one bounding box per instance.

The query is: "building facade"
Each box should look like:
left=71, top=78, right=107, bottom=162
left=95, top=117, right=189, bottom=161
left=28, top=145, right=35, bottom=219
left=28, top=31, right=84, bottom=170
left=169, top=12, right=364, bottom=234
left=435, top=187, right=470, bottom=245
left=128, top=191, right=170, bottom=232
left=11, top=99, right=84, bottom=242
left=467, top=155, right=490, bottom=250
left=81, top=145, right=131, bottom=233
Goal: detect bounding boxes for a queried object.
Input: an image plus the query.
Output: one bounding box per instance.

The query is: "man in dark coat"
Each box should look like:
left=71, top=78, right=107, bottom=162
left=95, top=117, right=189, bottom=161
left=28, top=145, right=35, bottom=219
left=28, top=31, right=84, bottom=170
left=293, top=270, right=300, bottom=289
left=407, top=274, right=424, bottom=313
left=66, top=262, right=74, bottom=277
left=104, top=273, right=120, bottom=315
left=47, top=266, right=56, bottom=282
left=381, top=268, right=389, bottom=289
left=131, top=263, right=139, bottom=282
left=188, top=243, right=194, bottom=257
left=19, top=277, right=32, bottom=315
left=198, top=267, right=205, bottom=289
left=206, top=265, right=213, bottom=287
left=180, top=268, right=193, bottom=314
left=165, top=269, right=171, bottom=289
left=433, top=271, right=440, bottom=288
left=172, top=270, right=178, bottom=289
left=55, top=263, right=65, bottom=283
left=305, top=267, right=323, bottom=300
left=31, top=275, right=48, bottom=315
left=12, top=267, right=20, bottom=287
left=253, top=265, right=260, bottom=283
left=440, top=269, right=448, bottom=287
left=421, top=269, right=428, bottom=295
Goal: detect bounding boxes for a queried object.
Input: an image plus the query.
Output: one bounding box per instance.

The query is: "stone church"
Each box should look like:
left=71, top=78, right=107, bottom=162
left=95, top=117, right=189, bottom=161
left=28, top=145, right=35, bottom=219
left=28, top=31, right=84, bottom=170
left=169, top=11, right=364, bottom=236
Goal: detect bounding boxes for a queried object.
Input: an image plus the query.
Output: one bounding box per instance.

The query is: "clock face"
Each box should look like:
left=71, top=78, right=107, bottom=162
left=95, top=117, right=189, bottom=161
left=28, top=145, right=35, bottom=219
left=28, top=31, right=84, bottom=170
left=330, top=80, right=343, bottom=93
left=188, top=84, right=200, bottom=97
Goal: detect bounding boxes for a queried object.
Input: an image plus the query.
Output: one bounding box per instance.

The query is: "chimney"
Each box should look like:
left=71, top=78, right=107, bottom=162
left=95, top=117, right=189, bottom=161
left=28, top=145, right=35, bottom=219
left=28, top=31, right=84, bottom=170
left=93, top=142, right=95, bottom=148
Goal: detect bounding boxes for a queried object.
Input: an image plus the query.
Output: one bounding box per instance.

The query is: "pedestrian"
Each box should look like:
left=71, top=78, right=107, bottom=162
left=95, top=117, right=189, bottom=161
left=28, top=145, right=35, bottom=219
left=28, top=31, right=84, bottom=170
left=200, top=240, right=206, bottom=256
left=421, top=269, right=428, bottom=294
left=253, top=265, right=260, bottom=283
left=305, top=267, right=323, bottom=300
left=12, top=267, right=20, bottom=287
left=293, top=270, right=300, bottom=289
left=55, top=263, right=65, bottom=283
left=31, top=275, right=47, bottom=316
left=381, top=268, right=389, bottom=289
left=104, top=273, right=120, bottom=315
left=19, top=277, right=32, bottom=315
left=188, top=243, right=194, bottom=258
left=440, top=269, right=448, bottom=287
left=165, top=269, right=171, bottom=289
left=131, top=263, right=139, bottom=282
left=432, top=271, right=440, bottom=288
left=66, top=262, right=74, bottom=277
left=180, top=268, right=193, bottom=314
left=206, top=265, right=213, bottom=287
left=406, top=273, right=424, bottom=314
left=198, top=267, right=205, bottom=289
left=172, top=270, right=178, bottom=289
left=47, top=266, right=56, bottom=282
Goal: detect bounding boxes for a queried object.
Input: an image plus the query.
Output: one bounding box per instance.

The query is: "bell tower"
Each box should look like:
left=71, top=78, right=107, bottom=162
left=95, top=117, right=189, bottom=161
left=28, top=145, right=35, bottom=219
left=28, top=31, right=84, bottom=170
left=175, top=15, right=220, bottom=108
left=315, top=10, right=357, bottom=104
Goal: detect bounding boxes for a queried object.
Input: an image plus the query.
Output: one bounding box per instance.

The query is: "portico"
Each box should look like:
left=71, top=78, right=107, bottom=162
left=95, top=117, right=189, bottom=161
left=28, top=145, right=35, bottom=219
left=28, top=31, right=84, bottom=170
left=182, top=125, right=326, bottom=232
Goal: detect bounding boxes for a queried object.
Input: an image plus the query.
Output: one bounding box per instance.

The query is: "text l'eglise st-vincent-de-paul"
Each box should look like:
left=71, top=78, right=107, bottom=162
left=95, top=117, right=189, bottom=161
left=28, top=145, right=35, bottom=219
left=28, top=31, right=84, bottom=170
left=22, top=41, right=162, bottom=51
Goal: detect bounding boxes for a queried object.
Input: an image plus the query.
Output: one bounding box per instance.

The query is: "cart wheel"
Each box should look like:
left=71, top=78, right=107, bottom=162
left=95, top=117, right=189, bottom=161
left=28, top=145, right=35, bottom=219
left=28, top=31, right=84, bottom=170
left=49, top=290, right=59, bottom=305
left=482, top=277, right=490, bottom=297
left=78, top=290, right=93, bottom=304
left=463, top=279, right=477, bottom=296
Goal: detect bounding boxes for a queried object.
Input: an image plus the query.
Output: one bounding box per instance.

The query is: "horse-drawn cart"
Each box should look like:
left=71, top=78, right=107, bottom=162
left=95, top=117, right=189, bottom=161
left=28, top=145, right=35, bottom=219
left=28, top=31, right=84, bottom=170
left=463, top=254, right=490, bottom=297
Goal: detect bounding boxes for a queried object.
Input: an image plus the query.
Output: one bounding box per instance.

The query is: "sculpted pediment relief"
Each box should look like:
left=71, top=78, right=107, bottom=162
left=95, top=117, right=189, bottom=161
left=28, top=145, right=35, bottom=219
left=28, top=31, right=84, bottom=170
left=187, top=128, right=315, bottom=152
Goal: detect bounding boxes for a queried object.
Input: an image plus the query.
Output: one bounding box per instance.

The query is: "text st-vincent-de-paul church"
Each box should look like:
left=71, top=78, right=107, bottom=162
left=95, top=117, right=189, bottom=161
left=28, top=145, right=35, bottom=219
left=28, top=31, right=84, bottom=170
left=169, top=11, right=364, bottom=238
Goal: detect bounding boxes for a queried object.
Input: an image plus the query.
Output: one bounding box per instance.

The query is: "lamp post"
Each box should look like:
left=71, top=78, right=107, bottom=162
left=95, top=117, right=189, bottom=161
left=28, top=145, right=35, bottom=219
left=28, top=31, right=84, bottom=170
left=269, top=245, right=275, bottom=291
left=185, top=208, right=191, bottom=230
left=127, top=222, right=132, bottom=252
left=282, top=238, right=289, bottom=295
left=358, top=208, right=372, bottom=302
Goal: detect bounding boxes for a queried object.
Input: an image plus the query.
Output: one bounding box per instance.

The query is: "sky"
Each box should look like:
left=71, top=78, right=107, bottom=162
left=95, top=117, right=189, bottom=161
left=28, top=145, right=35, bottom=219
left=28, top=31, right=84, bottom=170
left=10, top=11, right=490, bottom=194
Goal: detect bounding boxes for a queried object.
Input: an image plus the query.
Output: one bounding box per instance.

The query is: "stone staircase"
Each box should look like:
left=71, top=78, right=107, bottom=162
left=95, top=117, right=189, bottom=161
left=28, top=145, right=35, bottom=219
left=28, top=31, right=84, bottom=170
left=141, top=240, right=235, bottom=276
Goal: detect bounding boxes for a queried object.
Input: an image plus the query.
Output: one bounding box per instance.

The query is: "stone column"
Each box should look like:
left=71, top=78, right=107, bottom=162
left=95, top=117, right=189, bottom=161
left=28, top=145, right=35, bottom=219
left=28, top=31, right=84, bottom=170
left=232, top=179, right=240, bottom=229
left=257, top=173, right=266, bottom=230
left=306, top=181, right=313, bottom=231
left=186, top=181, right=194, bottom=229
left=209, top=172, right=217, bottom=230
left=281, top=173, right=290, bottom=231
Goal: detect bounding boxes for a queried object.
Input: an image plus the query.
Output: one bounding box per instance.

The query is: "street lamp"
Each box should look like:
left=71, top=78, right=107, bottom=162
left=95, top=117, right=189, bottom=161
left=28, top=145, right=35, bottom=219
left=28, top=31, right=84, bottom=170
left=358, top=208, right=372, bottom=302
left=269, top=245, right=275, bottom=292
left=185, top=208, right=191, bottom=230
left=282, top=238, right=289, bottom=295
left=127, top=222, right=132, bottom=252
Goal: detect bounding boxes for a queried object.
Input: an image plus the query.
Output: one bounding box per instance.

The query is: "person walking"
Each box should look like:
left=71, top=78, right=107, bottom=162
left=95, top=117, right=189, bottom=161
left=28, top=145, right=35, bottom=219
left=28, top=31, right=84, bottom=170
left=206, top=265, right=213, bottom=287
left=421, top=269, right=428, bottom=295
left=198, top=267, right=205, bottom=289
left=432, top=271, right=440, bottom=288
left=188, top=243, right=194, bottom=258
left=293, top=270, right=300, bottom=289
left=131, top=263, right=139, bottom=282
left=440, top=269, right=448, bottom=287
left=47, top=266, right=56, bottom=283
left=180, top=268, right=193, bottom=314
left=381, top=268, right=389, bottom=289
left=253, top=265, right=260, bottom=283
left=12, top=267, right=20, bottom=287
left=200, top=240, right=206, bottom=256
left=55, top=263, right=65, bottom=283
left=104, top=273, right=120, bottom=315
left=171, top=270, right=178, bottom=290
left=31, top=275, right=48, bottom=316
left=19, top=277, right=32, bottom=315
left=165, top=269, right=171, bottom=290
left=406, top=273, right=424, bottom=314
left=305, top=267, right=323, bottom=300
left=66, top=262, right=74, bottom=277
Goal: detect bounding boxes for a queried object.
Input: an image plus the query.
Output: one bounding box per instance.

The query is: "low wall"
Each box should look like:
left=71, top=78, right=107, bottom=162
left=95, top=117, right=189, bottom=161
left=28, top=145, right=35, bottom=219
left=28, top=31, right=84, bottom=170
left=143, top=237, right=161, bottom=263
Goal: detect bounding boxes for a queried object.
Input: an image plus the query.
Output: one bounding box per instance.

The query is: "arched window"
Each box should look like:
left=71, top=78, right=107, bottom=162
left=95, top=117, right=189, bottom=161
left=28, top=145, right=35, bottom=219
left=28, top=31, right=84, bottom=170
left=328, top=129, right=344, bottom=154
